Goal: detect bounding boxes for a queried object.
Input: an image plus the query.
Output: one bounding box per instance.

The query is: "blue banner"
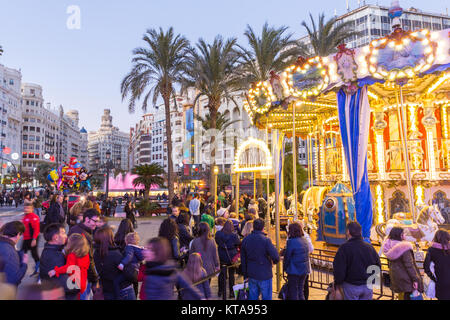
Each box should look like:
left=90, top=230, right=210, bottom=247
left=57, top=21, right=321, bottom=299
left=337, top=86, right=373, bottom=241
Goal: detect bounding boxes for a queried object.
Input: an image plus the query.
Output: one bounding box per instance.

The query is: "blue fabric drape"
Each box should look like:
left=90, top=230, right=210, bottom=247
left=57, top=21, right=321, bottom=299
left=337, top=87, right=373, bottom=241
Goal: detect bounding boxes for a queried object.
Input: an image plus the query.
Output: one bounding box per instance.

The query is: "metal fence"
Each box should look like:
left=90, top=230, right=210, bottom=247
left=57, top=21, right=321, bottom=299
left=308, top=248, right=426, bottom=300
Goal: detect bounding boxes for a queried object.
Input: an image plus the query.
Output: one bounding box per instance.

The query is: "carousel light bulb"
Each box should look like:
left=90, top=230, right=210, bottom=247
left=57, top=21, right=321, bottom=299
left=427, top=55, right=435, bottom=64
left=370, top=57, right=377, bottom=63
left=402, top=38, right=411, bottom=45
left=422, top=39, right=430, bottom=46
left=388, top=41, right=395, bottom=48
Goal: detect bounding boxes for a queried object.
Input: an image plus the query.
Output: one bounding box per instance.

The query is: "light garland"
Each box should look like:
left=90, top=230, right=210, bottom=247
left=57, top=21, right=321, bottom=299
left=415, top=185, right=425, bottom=206
left=426, top=72, right=450, bottom=94
left=248, top=81, right=277, bottom=114
left=233, top=137, right=272, bottom=173
left=281, top=56, right=330, bottom=99
left=365, top=29, right=437, bottom=81
left=376, top=134, right=386, bottom=180
left=375, top=185, right=385, bottom=224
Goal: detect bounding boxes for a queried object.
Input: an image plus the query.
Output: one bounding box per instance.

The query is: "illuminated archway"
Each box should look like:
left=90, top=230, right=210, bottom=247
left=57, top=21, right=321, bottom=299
left=232, top=137, right=272, bottom=173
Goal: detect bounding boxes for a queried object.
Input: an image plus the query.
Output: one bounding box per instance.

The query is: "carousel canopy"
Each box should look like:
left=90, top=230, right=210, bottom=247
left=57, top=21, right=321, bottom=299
left=245, top=28, right=450, bottom=137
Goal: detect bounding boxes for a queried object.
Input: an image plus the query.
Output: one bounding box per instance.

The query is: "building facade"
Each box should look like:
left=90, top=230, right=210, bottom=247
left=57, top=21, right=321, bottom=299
left=299, top=4, right=450, bottom=50
left=0, top=64, right=22, bottom=177
left=88, top=109, right=129, bottom=172
left=21, top=84, right=86, bottom=175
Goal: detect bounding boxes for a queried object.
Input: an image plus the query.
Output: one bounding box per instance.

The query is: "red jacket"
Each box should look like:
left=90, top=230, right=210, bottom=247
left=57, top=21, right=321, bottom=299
left=22, top=212, right=40, bottom=240
left=54, top=252, right=90, bottom=296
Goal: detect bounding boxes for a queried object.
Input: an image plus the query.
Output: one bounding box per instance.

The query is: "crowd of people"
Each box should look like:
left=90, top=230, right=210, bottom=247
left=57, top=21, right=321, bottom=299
left=0, top=187, right=449, bottom=300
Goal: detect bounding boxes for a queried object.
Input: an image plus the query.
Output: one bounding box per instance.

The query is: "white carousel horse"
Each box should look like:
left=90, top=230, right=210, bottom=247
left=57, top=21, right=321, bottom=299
left=371, top=204, right=445, bottom=244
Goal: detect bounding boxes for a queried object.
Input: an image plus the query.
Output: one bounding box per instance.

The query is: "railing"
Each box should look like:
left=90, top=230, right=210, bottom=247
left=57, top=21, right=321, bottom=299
left=308, top=248, right=426, bottom=300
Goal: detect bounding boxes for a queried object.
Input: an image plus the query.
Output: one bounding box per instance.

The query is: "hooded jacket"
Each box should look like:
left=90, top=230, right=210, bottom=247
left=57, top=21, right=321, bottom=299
left=0, top=236, right=27, bottom=286
left=382, top=239, right=424, bottom=293
left=144, top=260, right=202, bottom=300
left=69, top=223, right=99, bottom=284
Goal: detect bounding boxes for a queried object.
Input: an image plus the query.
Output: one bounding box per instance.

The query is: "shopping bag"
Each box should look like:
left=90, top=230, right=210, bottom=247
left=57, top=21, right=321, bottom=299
left=233, top=281, right=248, bottom=300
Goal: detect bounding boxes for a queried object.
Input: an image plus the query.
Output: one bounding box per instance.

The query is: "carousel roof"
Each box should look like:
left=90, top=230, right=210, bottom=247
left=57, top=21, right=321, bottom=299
left=245, top=28, right=450, bottom=137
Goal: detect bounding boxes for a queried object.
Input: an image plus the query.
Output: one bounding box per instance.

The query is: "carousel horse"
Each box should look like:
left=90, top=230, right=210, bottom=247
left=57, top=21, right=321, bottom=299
left=371, top=204, right=445, bottom=244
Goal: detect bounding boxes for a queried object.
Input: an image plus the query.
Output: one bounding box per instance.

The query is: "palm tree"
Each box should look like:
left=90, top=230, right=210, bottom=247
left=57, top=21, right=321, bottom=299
left=0, top=45, right=3, bottom=56
left=301, top=13, right=360, bottom=56
left=132, top=163, right=165, bottom=200
left=183, top=36, right=242, bottom=192
left=238, top=22, right=309, bottom=86
left=121, top=27, right=190, bottom=203
left=34, top=163, right=54, bottom=186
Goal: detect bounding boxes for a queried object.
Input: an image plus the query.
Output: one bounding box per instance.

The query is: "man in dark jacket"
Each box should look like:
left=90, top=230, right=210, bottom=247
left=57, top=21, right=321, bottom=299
left=333, top=222, right=381, bottom=300
left=46, top=195, right=65, bottom=225
left=0, top=221, right=28, bottom=286
left=39, top=223, right=79, bottom=299
left=69, top=209, right=100, bottom=299
left=241, top=219, right=280, bottom=300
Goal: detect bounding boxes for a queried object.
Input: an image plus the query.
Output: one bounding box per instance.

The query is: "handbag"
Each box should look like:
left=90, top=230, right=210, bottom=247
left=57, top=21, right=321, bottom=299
left=410, top=290, right=424, bottom=300
left=278, top=273, right=288, bottom=300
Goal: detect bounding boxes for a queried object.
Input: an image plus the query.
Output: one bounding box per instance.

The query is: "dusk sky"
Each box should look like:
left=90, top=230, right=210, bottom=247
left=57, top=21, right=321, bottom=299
left=0, top=0, right=446, bottom=132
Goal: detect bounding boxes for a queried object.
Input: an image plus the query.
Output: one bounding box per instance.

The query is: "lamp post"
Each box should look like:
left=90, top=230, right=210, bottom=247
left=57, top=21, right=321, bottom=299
left=95, top=150, right=121, bottom=199
left=213, top=165, right=219, bottom=217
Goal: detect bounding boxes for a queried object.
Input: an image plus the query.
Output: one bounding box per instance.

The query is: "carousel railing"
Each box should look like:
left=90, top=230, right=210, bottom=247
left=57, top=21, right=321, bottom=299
left=308, top=248, right=426, bottom=300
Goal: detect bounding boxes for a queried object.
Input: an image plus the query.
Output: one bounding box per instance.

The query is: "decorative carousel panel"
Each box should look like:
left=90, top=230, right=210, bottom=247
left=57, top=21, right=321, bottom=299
left=365, top=29, right=438, bottom=82
left=281, top=56, right=330, bottom=99
left=247, top=81, right=277, bottom=114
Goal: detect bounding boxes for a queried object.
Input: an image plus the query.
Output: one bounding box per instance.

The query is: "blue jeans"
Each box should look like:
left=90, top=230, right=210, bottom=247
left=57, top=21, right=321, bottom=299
left=80, top=282, right=92, bottom=300
left=341, top=282, right=373, bottom=300
left=248, top=278, right=272, bottom=300
left=35, top=208, right=41, bottom=218
left=104, top=285, right=136, bottom=300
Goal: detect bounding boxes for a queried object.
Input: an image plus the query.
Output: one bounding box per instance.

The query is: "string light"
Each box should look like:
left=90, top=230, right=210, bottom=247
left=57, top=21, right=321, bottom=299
left=365, top=29, right=437, bottom=81
left=233, top=137, right=272, bottom=173
left=426, top=72, right=450, bottom=94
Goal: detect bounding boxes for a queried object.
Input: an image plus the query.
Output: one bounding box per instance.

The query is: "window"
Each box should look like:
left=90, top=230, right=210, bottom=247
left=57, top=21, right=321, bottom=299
left=31, top=101, right=34, bottom=106
left=9, top=79, right=14, bottom=85
left=23, top=135, right=28, bottom=140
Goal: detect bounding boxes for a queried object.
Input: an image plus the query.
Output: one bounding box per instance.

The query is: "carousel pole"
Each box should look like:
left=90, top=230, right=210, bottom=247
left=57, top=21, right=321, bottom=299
left=274, top=129, right=281, bottom=292
left=265, top=123, right=271, bottom=231
left=236, top=173, right=240, bottom=217
left=292, top=103, right=298, bottom=221
left=395, top=84, right=417, bottom=222
left=253, top=172, right=256, bottom=200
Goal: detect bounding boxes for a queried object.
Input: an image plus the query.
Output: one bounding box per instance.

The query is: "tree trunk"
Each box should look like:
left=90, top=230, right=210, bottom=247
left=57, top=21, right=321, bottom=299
left=163, top=91, right=175, bottom=203
left=209, top=105, right=218, bottom=195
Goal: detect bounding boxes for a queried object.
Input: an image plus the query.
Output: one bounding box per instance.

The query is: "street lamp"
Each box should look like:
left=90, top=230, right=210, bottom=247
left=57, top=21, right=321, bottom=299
left=213, top=165, right=219, bottom=217
left=96, top=150, right=121, bottom=199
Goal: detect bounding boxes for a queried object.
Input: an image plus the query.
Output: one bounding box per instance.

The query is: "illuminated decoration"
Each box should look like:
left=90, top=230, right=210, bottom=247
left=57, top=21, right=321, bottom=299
left=248, top=81, right=277, bottom=114
left=2, top=147, right=11, bottom=155
left=365, top=28, right=437, bottom=82
left=281, top=56, right=330, bottom=99
left=334, top=43, right=358, bottom=94
left=426, top=72, right=450, bottom=94
left=367, top=90, right=380, bottom=100
left=415, top=185, right=425, bottom=207
left=427, top=129, right=437, bottom=180
left=376, top=134, right=386, bottom=180
left=375, top=185, right=385, bottom=224
left=233, top=137, right=272, bottom=173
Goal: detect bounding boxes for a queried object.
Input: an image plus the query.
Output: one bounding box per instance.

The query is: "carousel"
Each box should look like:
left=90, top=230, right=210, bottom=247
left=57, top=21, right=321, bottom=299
left=241, top=0, right=450, bottom=256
